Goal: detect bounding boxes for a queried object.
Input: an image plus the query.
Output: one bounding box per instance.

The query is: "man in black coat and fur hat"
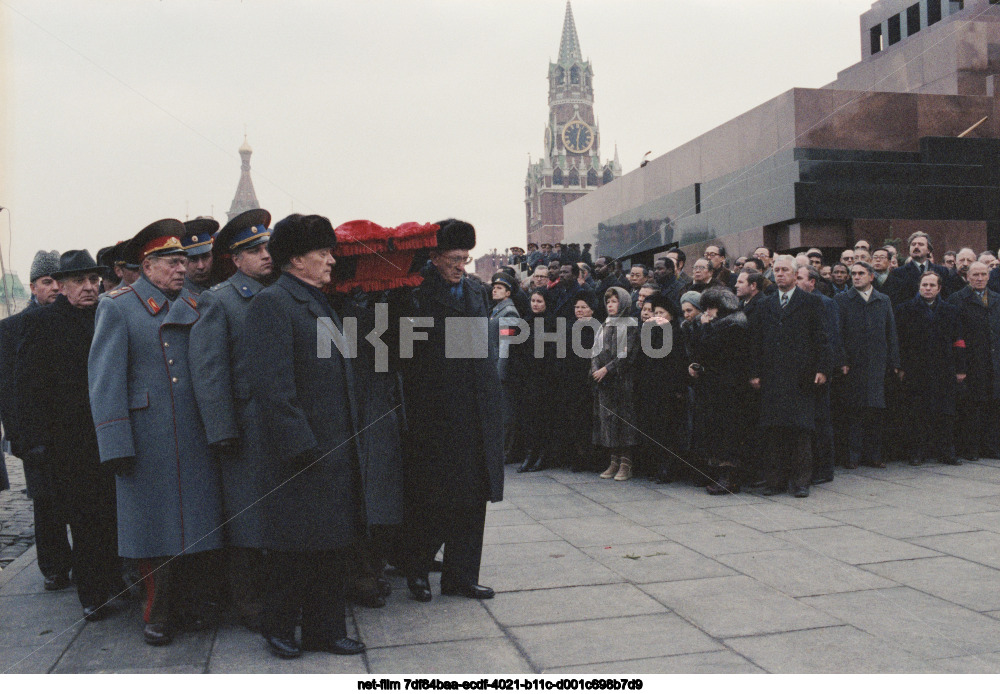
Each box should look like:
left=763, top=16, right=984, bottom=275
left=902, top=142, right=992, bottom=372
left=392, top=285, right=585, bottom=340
left=400, top=219, right=504, bottom=603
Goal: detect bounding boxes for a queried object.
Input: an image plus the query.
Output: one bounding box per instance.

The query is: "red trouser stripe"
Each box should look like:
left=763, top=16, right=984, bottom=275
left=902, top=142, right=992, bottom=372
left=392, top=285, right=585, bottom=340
left=138, top=559, right=155, bottom=624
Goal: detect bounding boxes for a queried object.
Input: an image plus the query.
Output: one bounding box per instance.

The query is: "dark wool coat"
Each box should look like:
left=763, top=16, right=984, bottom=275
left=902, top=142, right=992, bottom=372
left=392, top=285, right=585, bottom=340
left=948, top=285, right=1000, bottom=401
left=591, top=287, right=640, bottom=448
left=401, top=268, right=504, bottom=507
left=835, top=287, right=900, bottom=409
left=560, top=314, right=598, bottom=445
left=0, top=301, right=41, bottom=457
left=511, top=312, right=559, bottom=450
left=16, top=296, right=115, bottom=505
left=242, top=273, right=364, bottom=551
left=752, top=288, right=834, bottom=431
left=188, top=270, right=268, bottom=547
left=89, top=276, right=224, bottom=558
left=895, top=295, right=966, bottom=415
left=635, top=320, right=690, bottom=448
left=689, top=312, right=751, bottom=459
left=338, top=290, right=405, bottom=527
left=884, top=260, right=950, bottom=305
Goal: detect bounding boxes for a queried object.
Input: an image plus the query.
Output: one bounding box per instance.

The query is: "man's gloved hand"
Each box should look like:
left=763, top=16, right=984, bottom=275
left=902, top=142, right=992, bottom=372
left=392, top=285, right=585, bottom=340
left=105, top=456, right=137, bottom=477
left=209, top=438, right=239, bottom=460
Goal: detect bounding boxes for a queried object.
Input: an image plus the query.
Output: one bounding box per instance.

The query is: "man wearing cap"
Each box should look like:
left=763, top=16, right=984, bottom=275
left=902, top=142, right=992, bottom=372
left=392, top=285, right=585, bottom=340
left=242, top=213, right=365, bottom=659
left=189, top=208, right=273, bottom=630
left=0, top=250, right=73, bottom=590
left=89, top=219, right=225, bottom=646
left=97, top=240, right=142, bottom=295
left=15, top=250, right=120, bottom=621
left=181, top=217, right=219, bottom=295
left=400, top=219, right=504, bottom=603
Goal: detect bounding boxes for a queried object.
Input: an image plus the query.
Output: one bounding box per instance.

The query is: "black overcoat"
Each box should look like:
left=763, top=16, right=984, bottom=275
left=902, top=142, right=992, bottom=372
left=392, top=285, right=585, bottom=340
left=16, top=296, right=114, bottom=503
left=835, top=288, right=900, bottom=409
left=895, top=295, right=966, bottom=415
left=689, top=312, right=751, bottom=459
left=948, top=285, right=1000, bottom=401
left=243, top=273, right=364, bottom=551
left=401, top=268, right=504, bottom=507
left=752, top=288, right=833, bottom=431
left=0, top=301, right=41, bottom=456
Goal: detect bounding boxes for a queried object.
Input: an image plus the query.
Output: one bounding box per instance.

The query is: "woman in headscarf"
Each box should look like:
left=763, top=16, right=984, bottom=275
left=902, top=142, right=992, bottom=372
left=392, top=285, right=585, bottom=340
left=591, top=285, right=640, bottom=480
left=687, top=287, right=751, bottom=494
left=515, top=287, right=558, bottom=472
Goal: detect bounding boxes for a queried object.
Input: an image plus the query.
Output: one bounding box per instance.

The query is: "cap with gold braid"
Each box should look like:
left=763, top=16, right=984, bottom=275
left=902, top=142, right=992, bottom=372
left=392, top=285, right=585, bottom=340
left=216, top=209, right=271, bottom=254
left=181, top=217, right=219, bottom=257
left=127, top=219, right=187, bottom=262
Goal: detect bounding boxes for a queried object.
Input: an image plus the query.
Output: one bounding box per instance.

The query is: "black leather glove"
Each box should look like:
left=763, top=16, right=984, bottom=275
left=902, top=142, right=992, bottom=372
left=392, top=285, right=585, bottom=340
left=105, top=456, right=137, bottom=477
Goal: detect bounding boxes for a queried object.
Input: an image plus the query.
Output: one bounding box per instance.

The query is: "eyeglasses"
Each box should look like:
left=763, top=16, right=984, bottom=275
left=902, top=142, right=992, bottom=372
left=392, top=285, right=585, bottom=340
left=704, top=251, right=719, bottom=257
left=441, top=254, right=472, bottom=266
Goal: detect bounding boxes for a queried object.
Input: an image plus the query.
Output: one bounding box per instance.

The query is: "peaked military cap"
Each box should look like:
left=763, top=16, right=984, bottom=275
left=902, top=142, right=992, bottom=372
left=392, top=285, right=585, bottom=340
left=181, top=217, right=219, bottom=256
left=128, top=219, right=187, bottom=261
left=217, top=209, right=271, bottom=254
left=51, top=249, right=107, bottom=279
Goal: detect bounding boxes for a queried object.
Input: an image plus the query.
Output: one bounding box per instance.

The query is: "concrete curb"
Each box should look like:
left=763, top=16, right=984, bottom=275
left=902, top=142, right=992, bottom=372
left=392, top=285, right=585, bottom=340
left=0, top=543, right=37, bottom=590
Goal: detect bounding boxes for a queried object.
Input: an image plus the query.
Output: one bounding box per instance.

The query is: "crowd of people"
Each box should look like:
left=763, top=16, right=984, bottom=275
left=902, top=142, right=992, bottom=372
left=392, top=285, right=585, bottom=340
left=489, top=232, right=997, bottom=500
left=2, top=216, right=999, bottom=663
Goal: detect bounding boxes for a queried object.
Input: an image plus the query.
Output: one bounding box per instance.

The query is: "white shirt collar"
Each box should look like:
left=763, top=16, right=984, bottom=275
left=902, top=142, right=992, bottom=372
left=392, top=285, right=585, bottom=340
left=859, top=286, right=873, bottom=301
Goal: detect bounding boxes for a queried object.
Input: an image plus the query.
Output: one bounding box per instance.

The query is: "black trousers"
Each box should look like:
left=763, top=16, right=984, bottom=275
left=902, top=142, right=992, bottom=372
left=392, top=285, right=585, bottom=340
left=813, top=385, right=835, bottom=480
left=64, top=482, right=119, bottom=607
left=138, top=551, right=222, bottom=625
left=958, top=397, right=1000, bottom=458
left=262, top=549, right=347, bottom=643
left=766, top=427, right=813, bottom=490
left=405, top=502, right=487, bottom=589
left=849, top=407, right=885, bottom=466
left=33, top=496, right=72, bottom=579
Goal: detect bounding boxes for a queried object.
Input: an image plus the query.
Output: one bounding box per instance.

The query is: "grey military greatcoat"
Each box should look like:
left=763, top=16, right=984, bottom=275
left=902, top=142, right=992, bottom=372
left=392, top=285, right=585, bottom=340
left=89, top=275, right=224, bottom=558
left=189, top=270, right=267, bottom=547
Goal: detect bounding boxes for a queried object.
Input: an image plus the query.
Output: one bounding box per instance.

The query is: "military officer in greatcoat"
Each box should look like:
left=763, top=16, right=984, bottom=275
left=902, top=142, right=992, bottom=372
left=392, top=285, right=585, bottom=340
left=181, top=217, right=219, bottom=295
left=89, top=219, right=225, bottom=646
left=242, top=213, right=366, bottom=659
left=189, top=208, right=273, bottom=630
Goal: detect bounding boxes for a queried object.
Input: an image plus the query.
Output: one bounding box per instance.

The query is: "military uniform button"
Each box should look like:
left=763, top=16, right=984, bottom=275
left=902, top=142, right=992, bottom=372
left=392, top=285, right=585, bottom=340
left=163, top=342, right=169, bottom=347
left=168, top=359, right=174, bottom=365
left=171, top=377, right=178, bottom=383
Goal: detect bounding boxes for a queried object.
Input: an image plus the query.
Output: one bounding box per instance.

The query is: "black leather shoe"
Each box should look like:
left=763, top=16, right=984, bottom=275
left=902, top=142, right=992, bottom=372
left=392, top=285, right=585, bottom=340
left=407, top=577, right=432, bottom=602
left=761, top=486, right=782, bottom=496
left=143, top=622, right=173, bottom=646
left=943, top=457, right=962, bottom=466
left=44, top=574, right=71, bottom=591
left=264, top=633, right=301, bottom=659
left=301, top=636, right=366, bottom=655
left=82, top=604, right=109, bottom=622
left=376, top=577, right=392, bottom=598
left=440, top=583, right=495, bottom=599
left=517, top=454, right=536, bottom=473
left=793, top=486, right=810, bottom=498
left=350, top=592, right=386, bottom=609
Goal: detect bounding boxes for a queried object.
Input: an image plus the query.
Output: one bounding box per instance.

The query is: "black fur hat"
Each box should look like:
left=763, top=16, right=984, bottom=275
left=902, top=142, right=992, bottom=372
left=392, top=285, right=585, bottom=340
left=434, top=218, right=476, bottom=251
left=700, top=287, right=740, bottom=315
left=268, top=214, right=336, bottom=269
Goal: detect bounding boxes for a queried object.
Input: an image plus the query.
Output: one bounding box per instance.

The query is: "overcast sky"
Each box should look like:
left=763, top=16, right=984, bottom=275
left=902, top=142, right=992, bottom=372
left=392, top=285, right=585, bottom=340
left=0, top=0, right=874, bottom=278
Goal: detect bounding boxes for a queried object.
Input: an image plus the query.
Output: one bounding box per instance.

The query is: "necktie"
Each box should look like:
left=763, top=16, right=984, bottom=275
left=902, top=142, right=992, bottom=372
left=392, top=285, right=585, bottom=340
left=983, top=292, right=989, bottom=307
left=780, top=292, right=789, bottom=309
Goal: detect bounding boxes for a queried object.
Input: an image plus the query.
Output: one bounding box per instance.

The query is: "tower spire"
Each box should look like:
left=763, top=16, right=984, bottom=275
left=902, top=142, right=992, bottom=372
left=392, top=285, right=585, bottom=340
left=228, top=133, right=260, bottom=221
left=558, top=1, right=582, bottom=64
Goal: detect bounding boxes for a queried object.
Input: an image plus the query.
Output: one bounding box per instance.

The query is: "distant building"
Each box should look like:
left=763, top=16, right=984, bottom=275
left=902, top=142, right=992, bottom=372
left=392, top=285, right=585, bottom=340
left=227, top=135, right=261, bottom=221
left=0, top=271, right=29, bottom=318
left=564, top=0, right=1000, bottom=267
left=524, top=2, right=620, bottom=248
left=473, top=251, right=505, bottom=283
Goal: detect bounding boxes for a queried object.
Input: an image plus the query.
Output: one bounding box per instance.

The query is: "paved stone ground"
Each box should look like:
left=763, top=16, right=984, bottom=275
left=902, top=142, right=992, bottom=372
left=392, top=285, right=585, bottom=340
left=0, top=456, right=35, bottom=569
left=6, top=460, right=1000, bottom=673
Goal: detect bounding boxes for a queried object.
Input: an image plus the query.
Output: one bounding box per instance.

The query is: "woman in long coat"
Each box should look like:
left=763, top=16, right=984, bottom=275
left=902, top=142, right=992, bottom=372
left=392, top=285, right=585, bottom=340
left=687, top=287, right=751, bottom=494
left=592, top=285, right=640, bottom=480
left=559, top=293, right=600, bottom=471
left=514, top=288, right=558, bottom=472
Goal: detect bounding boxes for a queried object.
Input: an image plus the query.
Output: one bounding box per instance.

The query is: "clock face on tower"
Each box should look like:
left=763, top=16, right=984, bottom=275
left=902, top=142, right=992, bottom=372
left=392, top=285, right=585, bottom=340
left=561, top=120, right=593, bottom=153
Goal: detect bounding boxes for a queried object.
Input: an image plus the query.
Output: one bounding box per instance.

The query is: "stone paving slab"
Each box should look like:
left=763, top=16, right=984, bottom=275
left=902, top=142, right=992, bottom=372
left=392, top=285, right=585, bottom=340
left=367, top=637, right=533, bottom=674
left=641, top=575, right=842, bottom=638
left=546, top=650, right=764, bottom=674
left=769, top=525, right=943, bottom=565
left=480, top=539, right=589, bottom=567
left=509, top=613, right=721, bottom=671
left=514, top=493, right=615, bottom=521
left=605, top=499, right=718, bottom=527
left=485, top=584, right=667, bottom=627
left=652, top=519, right=791, bottom=557
left=801, top=586, right=1000, bottom=659
left=567, top=482, right=670, bottom=504
left=821, top=505, right=974, bottom=539
left=709, top=502, right=843, bottom=533
left=482, top=524, right=562, bottom=545
left=716, top=548, right=897, bottom=597
left=580, top=540, right=736, bottom=584
left=764, top=486, right=882, bottom=514
left=930, top=652, right=1000, bottom=673
left=860, top=556, right=1000, bottom=611
left=477, top=558, right=621, bottom=593
left=945, top=510, right=1000, bottom=533
left=539, top=515, right=665, bottom=547
left=724, top=625, right=939, bottom=673
left=909, top=530, right=1000, bottom=570
left=209, top=625, right=366, bottom=674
